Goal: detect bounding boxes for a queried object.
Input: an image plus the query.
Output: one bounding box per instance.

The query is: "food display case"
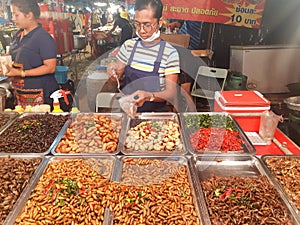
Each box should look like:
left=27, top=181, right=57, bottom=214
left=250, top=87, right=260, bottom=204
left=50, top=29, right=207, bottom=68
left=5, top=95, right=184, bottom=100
left=5, top=156, right=117, bottom=225
left=113, top=156, right=204, bottom=224
left=0, top=111, right=299, bottom=224
left=52, top=113, right=125, bottom=155
left=0, top=113, right=70, bottom=155
left=1, top=155, right=46, bottom=225
left=179, top=112, right=256, bottom=155
left=191, top=155, right=300, bottom=225
left=121, top=113, right=187, bottom=155
left=261, top=155, right=300, bottom=219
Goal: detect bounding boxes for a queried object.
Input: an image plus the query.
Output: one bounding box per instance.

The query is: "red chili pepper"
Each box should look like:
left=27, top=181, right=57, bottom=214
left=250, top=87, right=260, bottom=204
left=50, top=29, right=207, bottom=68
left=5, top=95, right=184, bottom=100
left=219, top=187, right=250, bottom=200
left=79, top=186, right=86, bottom=194
left=23, top=120, right=32, bottom=125
left=51, top=189, right=57, bottom=202
left=220, top=187, right=233, bottom=199
left=190, top=128, right=243, bottom=152
left=243, top=189, right=249, bottom=195
left=121, top=186, right=127, bottom=195
left=43, top=179, right=55, bottom=195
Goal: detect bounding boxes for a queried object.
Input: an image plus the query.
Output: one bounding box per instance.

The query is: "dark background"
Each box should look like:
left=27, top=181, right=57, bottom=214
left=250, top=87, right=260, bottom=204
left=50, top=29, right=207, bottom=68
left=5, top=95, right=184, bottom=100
left=198, top=0, right=300, bottom=68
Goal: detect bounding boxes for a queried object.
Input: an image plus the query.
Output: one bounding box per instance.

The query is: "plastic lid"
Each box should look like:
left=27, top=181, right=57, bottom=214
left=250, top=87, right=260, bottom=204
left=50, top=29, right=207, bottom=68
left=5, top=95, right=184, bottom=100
left=218, top=91, right=270, bottom=107
left=96, top=65, right=107, bottom=71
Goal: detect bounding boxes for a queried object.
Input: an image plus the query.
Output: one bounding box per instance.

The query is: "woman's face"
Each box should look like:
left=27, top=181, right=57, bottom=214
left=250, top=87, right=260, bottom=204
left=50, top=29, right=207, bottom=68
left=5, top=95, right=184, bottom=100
left=10, top=5, right=30, bottom=29
left=134, top=6, right=162, bottom=40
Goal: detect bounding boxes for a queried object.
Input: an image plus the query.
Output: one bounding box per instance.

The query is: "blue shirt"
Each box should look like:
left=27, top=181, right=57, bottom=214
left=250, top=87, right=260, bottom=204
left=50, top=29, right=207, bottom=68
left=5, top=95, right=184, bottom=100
left=10, top=24, right=58, bottom=103
left=179, top=21, right=203, bottom=50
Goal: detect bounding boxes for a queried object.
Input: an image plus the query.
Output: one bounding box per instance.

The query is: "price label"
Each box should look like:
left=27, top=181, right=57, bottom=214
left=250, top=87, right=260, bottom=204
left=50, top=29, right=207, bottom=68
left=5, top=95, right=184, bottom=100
left=222, top=3, right=264, bottom=28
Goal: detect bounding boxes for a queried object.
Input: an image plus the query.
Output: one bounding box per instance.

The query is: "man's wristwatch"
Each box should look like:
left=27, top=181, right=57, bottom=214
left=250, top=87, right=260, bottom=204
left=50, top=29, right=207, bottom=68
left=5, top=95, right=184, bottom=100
left=149, top=93, right=155, bottom=102
left=21, top=69, right=26, bottom=77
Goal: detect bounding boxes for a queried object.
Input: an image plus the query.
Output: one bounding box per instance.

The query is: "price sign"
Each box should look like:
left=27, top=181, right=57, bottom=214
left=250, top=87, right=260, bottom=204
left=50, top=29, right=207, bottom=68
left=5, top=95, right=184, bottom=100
left=127, top=0, right=266, bottom=29
left=163, top=0, right=266, bottom=28
left=221, top=3, right=265, bottom=28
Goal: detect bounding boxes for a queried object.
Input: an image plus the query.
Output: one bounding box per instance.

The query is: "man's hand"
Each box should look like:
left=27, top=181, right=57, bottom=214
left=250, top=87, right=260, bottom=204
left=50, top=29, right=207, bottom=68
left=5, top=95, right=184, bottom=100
left=131, top=90, right=153, bottom=107
left=106, top=62, right=118, bottom=80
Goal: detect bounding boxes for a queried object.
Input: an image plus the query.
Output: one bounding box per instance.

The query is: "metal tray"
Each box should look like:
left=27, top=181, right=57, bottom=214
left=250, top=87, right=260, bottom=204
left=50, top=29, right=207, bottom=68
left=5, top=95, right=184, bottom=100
left=51, top=113, right=126, bottom=155
left=1, top=154, right=47, bottom=225
left=6, top=155, right=117, bottom=225
left=191, top=155, right=300, bottom=225
left=179, top=112, right=256, bottom=155
left=0, top=112, right=18, bottom=132
left=0, top=112, right=70, bottom=155
left=261, top=155, right=300, bottom=220
left=120, top=112, right=187, bottom=155
left=112, top=155, right=205, bottom=225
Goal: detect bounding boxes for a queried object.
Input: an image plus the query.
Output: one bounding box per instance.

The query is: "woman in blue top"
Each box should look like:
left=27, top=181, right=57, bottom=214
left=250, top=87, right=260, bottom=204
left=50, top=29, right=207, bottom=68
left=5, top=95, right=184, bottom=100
left=6, top=0, right=58, bottom=106
left=107, top=0, right=180, bottom=112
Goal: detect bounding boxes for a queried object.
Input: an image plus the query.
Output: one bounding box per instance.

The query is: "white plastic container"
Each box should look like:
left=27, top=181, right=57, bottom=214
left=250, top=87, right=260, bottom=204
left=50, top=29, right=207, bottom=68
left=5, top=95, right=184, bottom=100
left=86, top=71, right=108, bottom=111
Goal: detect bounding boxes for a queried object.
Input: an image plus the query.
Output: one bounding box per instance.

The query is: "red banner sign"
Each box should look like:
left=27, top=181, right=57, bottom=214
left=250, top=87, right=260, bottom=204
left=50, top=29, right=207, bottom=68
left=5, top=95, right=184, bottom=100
left=128, top=0, right=266, bottom=29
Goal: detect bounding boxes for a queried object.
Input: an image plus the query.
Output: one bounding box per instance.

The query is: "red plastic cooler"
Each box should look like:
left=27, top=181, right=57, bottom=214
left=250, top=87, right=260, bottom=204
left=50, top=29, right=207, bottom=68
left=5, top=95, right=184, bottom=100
left=214, top=91, right=271, bottom=131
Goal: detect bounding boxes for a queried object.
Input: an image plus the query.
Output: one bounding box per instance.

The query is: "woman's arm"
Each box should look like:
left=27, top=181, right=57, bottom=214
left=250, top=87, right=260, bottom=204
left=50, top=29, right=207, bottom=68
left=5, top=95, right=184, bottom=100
left=23, top=58, right=56, bottom=76
left=6, top=58, right=56, bottom=77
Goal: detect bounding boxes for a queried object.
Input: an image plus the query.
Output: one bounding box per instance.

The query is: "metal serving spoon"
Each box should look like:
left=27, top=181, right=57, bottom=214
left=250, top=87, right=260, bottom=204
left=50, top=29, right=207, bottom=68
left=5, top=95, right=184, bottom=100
left=112, top=70, right=137, bottom=118
left=112, top=69, right=125, bottom=96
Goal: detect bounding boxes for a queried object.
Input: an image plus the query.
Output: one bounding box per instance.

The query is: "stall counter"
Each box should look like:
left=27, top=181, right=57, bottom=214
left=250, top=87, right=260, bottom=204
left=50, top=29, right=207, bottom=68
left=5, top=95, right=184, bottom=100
left=254, top=128, right=300, bottom=155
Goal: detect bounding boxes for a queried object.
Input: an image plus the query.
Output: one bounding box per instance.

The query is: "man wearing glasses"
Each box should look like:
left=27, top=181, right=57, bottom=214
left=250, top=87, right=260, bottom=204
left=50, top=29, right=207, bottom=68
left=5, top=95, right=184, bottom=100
left=107, top=0, right=180, bottom=112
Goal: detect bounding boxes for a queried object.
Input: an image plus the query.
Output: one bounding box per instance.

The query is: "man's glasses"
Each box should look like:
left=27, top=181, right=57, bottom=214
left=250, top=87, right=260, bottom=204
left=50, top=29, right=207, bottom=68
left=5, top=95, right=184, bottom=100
left=133, top=21, right=157, bottom=33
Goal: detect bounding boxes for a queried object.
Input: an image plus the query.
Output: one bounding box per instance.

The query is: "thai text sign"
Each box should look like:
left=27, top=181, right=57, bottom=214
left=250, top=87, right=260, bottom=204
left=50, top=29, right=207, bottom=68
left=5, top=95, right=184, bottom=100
left=127, top=0, right=266, bottom=29
left=163, top=0, right=266, bottom=28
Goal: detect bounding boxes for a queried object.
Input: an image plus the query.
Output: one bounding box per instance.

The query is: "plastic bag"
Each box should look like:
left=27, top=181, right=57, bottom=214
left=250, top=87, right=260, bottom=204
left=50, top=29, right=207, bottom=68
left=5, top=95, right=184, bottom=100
left=259, top=111, right=283, bottom=145
left=0, top=55, right=12, bottom=75
left=118, top=95, right=137, bottom=118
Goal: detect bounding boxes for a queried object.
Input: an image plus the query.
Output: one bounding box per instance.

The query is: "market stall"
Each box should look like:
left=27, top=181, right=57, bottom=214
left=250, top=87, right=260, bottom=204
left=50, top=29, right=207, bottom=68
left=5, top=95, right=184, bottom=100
left=1, top=0, right=300, bottom=223
left=0, top=111, right=299, bottom=224
left=91, top=26, right=120, bottom=57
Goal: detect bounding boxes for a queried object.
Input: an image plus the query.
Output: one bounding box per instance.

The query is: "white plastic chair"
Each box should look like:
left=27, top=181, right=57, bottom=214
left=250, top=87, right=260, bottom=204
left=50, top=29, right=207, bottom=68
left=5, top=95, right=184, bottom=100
left=191, top=66, right=228, bottom=101
left=95, top=92, right=121, bottom=112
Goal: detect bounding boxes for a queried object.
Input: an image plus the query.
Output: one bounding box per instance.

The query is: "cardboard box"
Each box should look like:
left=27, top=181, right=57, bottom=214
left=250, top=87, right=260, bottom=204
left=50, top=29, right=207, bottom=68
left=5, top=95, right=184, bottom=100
left=160, top=33, right=190, bottom=48
left=214, top=90, right=271, bottom=131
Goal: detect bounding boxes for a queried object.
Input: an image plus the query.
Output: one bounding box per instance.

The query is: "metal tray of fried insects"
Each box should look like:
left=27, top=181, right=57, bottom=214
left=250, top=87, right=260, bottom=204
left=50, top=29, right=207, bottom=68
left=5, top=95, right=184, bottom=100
left=5, top=155, right=118, bottom=225
left=106, top=155, right=205, bottom=225
left=0, top=112, right=70, bottom=156
left=179, top=112, right=256, bottom=156
left=0, top=112, right=18, bottom=133
left=260, top=155, right=300, bottom=222
left=120, top=112, right=187, bottom=156
left=2, top=154, right=48, bottom=225
left=51, top=112, right=126, bottom=156
left=190, top=155, right=300, bottom=225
